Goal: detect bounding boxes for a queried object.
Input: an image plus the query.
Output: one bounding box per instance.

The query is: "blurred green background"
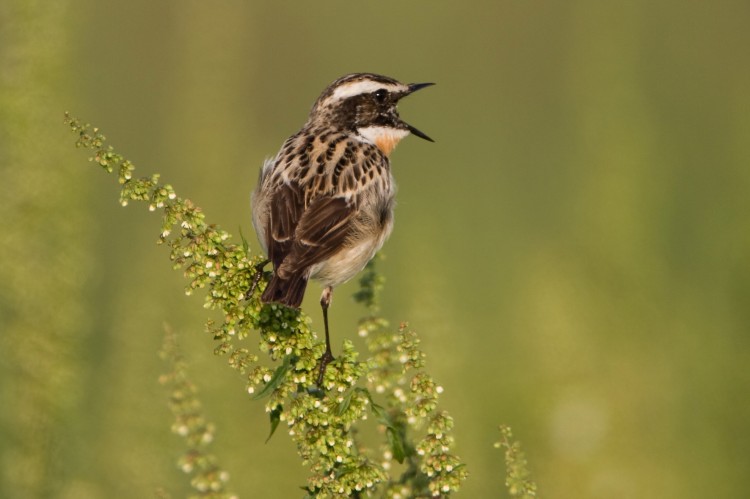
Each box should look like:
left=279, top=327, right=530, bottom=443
left=2, top=1, right=750, bottom=497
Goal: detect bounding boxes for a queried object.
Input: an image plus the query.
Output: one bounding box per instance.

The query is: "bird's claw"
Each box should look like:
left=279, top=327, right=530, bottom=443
left=316, top=350, right=335, bottom=387
left=245, top=259, right=270, bottom=300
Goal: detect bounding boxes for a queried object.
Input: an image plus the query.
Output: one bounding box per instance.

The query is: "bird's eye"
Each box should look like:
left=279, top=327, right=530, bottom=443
left=374, top=89, right=387, bottom=102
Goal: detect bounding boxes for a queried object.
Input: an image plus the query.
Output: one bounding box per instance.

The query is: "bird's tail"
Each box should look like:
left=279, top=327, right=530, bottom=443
left=261, top=271, right=308, bottom=309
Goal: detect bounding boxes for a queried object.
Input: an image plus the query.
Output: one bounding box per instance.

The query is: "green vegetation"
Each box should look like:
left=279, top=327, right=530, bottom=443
left=65, top=116, right=471, bottom=497
left=2, top=2, right=750, bottom=497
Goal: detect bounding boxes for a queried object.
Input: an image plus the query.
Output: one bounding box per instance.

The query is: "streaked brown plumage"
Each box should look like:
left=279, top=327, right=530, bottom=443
left=251, top=73, right=433, bottom=381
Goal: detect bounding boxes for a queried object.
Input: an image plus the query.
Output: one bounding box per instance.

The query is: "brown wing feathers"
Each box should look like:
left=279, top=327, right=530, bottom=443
left=282, top=196, right=353, bottom=275
left=261, top=182, right=354, bottom=308
left=267, top=183, right=303, bottom=267
left=262, top=183, right=306, bottom=306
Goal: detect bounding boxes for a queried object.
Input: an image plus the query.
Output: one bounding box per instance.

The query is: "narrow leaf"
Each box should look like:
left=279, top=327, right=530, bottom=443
left=253, top=356, right=291, bottom=400
left=387, top=427, right=406, bottom=463
left=238, top=225, right=249, bottom=253
left=265, top=406, right=282, bottom=443
left=336, top=389, right=356, bottom=416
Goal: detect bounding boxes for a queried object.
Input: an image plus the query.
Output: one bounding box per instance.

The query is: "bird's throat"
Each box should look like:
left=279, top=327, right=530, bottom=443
left=357, top=126, right=410, bottom=156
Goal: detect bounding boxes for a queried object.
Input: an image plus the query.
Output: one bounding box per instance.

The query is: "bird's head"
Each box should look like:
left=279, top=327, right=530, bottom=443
left=308, top=73, right=434, bottom=156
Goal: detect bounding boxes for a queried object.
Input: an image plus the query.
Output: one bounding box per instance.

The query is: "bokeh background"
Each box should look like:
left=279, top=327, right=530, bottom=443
left=2, top=1, right=750, bottom=497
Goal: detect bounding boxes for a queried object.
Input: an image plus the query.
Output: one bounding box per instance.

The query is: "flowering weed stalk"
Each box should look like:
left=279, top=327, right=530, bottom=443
left=65, top=114, right=468, bottom=497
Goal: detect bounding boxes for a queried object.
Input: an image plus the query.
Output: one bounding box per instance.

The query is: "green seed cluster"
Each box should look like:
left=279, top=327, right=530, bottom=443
left=495, top=426, right=537, bottom=498
left=160, top=328, right=235, bottom=499
left=66, top=114, right=468, bottom=497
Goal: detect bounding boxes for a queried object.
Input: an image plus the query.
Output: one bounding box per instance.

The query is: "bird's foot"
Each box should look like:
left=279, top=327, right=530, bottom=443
left=245, top=259, right=270, bottom=300
left=316, top=350, right=335, bottom=387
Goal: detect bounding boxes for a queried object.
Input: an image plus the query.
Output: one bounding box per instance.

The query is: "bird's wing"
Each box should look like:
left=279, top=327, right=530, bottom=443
left=266, top=182, right=305, bottom=269
left=267, top=182, right=355, bottom=277
left=281, top=194, right=355, bottom=276
left=265, top=134, right=390, bottom=276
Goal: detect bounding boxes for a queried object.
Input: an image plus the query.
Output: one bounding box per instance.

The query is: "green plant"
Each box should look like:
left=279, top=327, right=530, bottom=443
left=496, top=426, right=536, bottom=498
left=160, top=325, right=235, bottom=499
left=65, top=114, right=471, bottom=498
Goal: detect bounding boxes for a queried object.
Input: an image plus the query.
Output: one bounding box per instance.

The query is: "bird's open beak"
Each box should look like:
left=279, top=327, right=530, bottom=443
left=400, top=82, right=435, bottom=142
left=407, top=82, right=435, bottom=94
left=405, top=123, right=434, bottom=142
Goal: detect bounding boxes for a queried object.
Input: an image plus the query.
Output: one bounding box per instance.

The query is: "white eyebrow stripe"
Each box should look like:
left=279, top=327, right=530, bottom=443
left=329, top=80, right=405, bottom=101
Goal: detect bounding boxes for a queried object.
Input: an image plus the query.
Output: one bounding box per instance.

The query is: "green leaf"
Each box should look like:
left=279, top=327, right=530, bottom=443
left=366, top=393, right=408, bottom=463
left=336, top=389, right=356, bottom=416
left=253, top=356, right=292, bottom=400
left=265, top=406, right=282, bottom=443
left=387, top=426, right=406, bottom=464
left=238, top=225, right=249, bottom=253
left=370, top=401, right=391, bottom=427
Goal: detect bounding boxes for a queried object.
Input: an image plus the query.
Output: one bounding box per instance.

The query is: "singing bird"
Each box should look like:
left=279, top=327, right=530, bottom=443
left=251, top=73, right=433, bottom=382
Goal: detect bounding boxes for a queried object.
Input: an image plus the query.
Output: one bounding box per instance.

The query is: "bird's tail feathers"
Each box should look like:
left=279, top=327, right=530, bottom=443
left=261, top=272, right=308, bottom=309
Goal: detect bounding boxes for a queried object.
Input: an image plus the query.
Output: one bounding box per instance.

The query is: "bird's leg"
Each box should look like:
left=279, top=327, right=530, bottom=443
left=317, top=286, right=335, bottom=386
left=245, top=258, right=270, bottom=300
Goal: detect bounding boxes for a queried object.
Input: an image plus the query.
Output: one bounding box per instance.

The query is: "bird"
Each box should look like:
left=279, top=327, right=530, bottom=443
left=251, top=73, right=434, bottom=383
